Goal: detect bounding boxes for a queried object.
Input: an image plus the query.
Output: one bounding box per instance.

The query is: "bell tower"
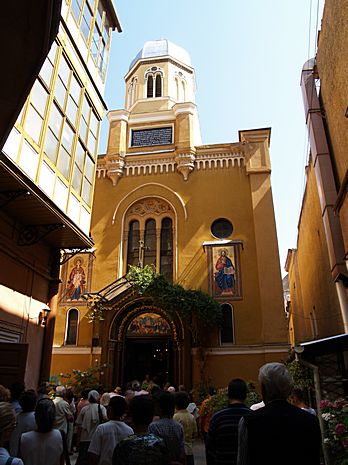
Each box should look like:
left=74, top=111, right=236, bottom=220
left=104, top=39, right=202, bottom=184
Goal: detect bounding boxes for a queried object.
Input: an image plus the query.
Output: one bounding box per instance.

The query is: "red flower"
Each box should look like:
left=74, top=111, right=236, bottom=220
left=335, top=423, right=346, bottom=436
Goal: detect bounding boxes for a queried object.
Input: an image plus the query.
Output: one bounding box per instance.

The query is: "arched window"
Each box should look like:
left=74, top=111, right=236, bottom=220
left=155, top=74, right=162, bottom=97
left=131, top=77, right=137, bottom=106
left=220, top=304, right=234, bottom=344
left=144, top=219, right=156, bottom=267
left=124, top=199, right=175, bottom=278
left=127, top=220, right=140, bottom=268
left=175, top=78, right=179, bottom=101
left=127, top=84, right=132, bottom=109
left=65, top=308, right=78, bottom=345
left=160, top=217, right=173, bottom=282
left=147, top=75, right=154, bottom=98
left=181, top=81, right=186, bottom=101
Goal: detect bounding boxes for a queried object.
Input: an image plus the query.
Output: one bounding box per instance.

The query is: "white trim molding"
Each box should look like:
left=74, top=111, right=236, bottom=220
left=52, top=346, right=102, bottom=355
left=192, top=343, right=290, bottom=356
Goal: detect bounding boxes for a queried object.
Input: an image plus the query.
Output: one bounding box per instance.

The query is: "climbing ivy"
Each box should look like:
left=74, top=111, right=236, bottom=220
left=127, top=265, right=223, bottom=345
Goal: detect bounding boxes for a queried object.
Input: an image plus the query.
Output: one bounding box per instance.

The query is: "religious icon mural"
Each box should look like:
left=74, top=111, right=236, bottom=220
left=60, top=254, right=93, bottom=305
left=208, top=244, right=242, bottom=299
left=127, top=313, right=171, bottom=336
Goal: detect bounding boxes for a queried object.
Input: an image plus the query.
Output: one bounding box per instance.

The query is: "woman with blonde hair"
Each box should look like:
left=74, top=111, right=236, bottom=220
left=0, top=402, right=23, bottom=465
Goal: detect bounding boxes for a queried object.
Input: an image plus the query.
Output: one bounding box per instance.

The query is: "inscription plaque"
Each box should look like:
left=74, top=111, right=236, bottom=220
left=131, top=127, right=173, bottom=147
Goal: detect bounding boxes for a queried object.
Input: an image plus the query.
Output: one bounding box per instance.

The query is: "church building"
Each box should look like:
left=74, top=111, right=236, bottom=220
left=51, top=39, right=288, bottom=389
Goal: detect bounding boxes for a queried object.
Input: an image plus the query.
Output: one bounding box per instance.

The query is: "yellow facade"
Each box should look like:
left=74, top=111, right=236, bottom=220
left=52, top=39, right=288, bottom=390
left=286, top=0, right=348, bottom=350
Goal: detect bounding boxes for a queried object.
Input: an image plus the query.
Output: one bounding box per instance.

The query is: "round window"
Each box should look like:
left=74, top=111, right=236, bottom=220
left=211, top=218, right=233, bottom=239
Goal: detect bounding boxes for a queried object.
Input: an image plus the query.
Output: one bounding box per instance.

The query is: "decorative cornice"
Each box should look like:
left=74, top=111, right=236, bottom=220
left=97, top=148, right=246, bottom=181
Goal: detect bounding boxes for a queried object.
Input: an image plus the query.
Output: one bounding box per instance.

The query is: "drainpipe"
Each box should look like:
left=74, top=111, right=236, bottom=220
left=301, top=59, right=348, bottom=333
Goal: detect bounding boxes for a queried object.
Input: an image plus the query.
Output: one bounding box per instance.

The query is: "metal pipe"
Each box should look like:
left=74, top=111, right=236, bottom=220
left=301, top=59, right=348, bottom=333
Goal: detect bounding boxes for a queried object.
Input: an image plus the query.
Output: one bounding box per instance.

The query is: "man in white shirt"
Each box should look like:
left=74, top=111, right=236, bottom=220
left=53, top=385, right=73, bottom=434
left=88, top=396, right=133, bottom=465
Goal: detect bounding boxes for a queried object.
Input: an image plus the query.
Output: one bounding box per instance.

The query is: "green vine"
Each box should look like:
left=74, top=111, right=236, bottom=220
left=286, top=359, right=314, bottom=390
left=127, top=265, right=223, bottom=345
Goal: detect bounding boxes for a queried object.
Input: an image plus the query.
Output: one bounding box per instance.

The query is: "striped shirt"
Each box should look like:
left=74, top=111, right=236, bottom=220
left=206, top=403, right=250, bottom=465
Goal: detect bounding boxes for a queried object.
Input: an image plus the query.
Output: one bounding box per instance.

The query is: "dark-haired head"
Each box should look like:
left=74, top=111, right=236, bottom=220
left=228, top=379, right=247, bottom=402
left=10, top=381, right=25, bottom=401
left=35, top=398, right=56, bottom=433
left=175, top=391, right=190, bottom=410
left=19, top=390, right=37, bottom=412
left=157, top=391, right=175, bottom=418
left=108, top=396, right=127, bottom=419
left=81, top=389, right=90, bottom=400
left=129, top=395, right=154, bottom=426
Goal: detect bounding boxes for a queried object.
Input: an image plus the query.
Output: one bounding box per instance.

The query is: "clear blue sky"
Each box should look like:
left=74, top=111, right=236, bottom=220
left=100, top=0, right=324, bottom=276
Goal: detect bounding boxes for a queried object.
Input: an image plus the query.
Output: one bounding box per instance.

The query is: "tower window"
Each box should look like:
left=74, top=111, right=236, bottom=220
left=220, top=304, right=234, bottom=344
left=65, top=308, right=78, bottom=345
left=147, top=75, right=154, bottom=98
left=155, top=74, right=162, bottom=97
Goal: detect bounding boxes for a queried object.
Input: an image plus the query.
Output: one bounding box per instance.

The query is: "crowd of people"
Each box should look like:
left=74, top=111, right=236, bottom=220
left=0, top=362, right=322, bottom=465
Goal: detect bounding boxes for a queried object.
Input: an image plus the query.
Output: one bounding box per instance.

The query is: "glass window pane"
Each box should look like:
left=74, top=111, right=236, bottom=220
left=39, top=161, right=55, bottom=198
left=103, top=17, right=110, bottom=43
left=61, top=122, right=75, bottom=152
left=44, top=129, right=59, bottom=163
left=58, top=146, right=72, bottom=179
left=82, top=179, right=92, bottom=204
left=25, top=105, right=43, bottom=144
left=84, top=155, right=94, bottom=182
left=58, top=56, right=71, bottom=84
left=3, top=127, right=21, bottom=161
left=68, top=192, right=80, bottom=223
left=127, top=221, right=140, bottom=267
left=70, top=75, right=81, bottom=104
left=221, top=304, right=234, bottom=344
left=79, top=118, right=88, bottom=142
left=72, top=165, right=83, bottom=192
left=66, top=97, right=78, bottom=126
left=54, top=177, right=69, bottom=212
left=82, top=96, right=90, bottom=120
left=54, top=78, right=67, bottom=109
left=31, top=81, right=48, bottom=116
left=66, top=309, right=78, bottom=345
left=48, top=41, right=57, bottom=63
left=81, top=4, right=93, bottom=41
left=91, top=33, right=99, bottom=61
left=144, top=219, right=156, bottom=266
left=90, top=111, right=98, bottom=136
left=71, top=0, right=83, bottom=22
left=49, top=103, right=63, bottom=137
left=87, top=131, right=96, bottom=156
left=75, top=141, right=85, bottom=168
left=96, top=3, right=103, bottom=29
left=98, top=41, right=105, bottom=71
left=80, top=207, right=91, bottom=235
left=39, top=59, right=54, bottom=87
left=19, top=140, right=39, bottom=180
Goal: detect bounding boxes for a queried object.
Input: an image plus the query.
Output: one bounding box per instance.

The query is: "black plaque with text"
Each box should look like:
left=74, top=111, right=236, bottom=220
left=131, top=127, right=173, bottom=147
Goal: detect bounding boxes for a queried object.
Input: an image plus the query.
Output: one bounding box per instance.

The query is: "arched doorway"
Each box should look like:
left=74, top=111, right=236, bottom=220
left=107, top=301, right=186, bottom=389
left=123, top=312, right=173, bottom=386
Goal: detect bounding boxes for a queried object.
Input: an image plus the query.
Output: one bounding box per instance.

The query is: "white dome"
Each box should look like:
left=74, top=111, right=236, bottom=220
left=129, top=39, right=191, bottom=70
